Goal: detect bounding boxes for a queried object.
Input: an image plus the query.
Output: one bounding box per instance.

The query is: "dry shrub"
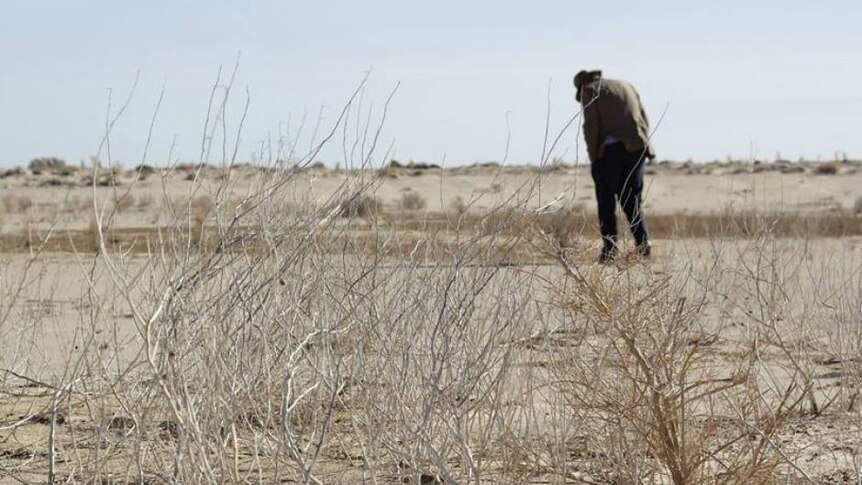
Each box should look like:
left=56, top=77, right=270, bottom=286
left=65, top=195, right=82, bottom=213
left=730, top=165, right=750, bottom=175
left=463, top=205, right=589, bottom=248
left=814, top=162, right=841, bottom=175
left=378, top=164, right=401, bottom=178
left=73, top=195, right=94, bottom=214
left=400, top=191, right=427, bottom=212
left=1, top=194, right=32, bottom=213
left=164, top=196, right=183, bottom=215
left=340, top=194, right=382, bottom=218
left=135, top=193, right=155, bottom=209
left=2, top=194, right=16, bottom=212
left=0, top=167, right=24, bottom=179
left=751, top=162, right=772, bottom=173
left=28, top=157, right=67, bottom=172
left=191, top=195, right=214, bottom=244
left=191, top=195, right=214, bottom=223
left=157, top=195, right=215, bottom=244
left=550, top=260, right=804, bottom=484
left=113, top=193, right=135, bottom=213
left=84, top=215, right=106, bottom=252
left=450, top=196, right=468, bottom=218
left=780, top=164, right=806, bottom=174
left=534, top=205, right=588, bottom=248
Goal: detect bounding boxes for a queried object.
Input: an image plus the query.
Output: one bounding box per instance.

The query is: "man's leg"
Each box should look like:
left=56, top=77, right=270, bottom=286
left=591, top=151, right=620, bottom=261
left=618, top=150, right=649, bottom=250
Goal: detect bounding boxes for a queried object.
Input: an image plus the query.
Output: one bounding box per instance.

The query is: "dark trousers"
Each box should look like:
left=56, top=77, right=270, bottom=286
left=590, top=142, right=649, bottom=249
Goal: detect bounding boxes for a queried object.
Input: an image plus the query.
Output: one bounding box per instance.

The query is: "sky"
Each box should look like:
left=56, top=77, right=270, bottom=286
left=1, top=1, right=861, bottom=168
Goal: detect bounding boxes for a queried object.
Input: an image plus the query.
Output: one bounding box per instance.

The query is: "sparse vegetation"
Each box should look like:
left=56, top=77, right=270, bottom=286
left=814, top=162, right=841, bottom=175
left=551, top=257, right=806, bottom=484
left=340, top=193, right=382, bottom=218
left=450, top=195, right=468, bottom=218
left=112, top=193, right=135, bottom=213
left=135, top=192, right=155, bottom=209
left=191, top=194, right=214, bottom=223
left=1, top=193, right=32, bottom=213
left=0, top=132, right=860, bottom=482
left=28, top=157, right=67, bottom=173
left=190, top=194, right=214, bottom=243
left=400, top=191, right=427, bottom=211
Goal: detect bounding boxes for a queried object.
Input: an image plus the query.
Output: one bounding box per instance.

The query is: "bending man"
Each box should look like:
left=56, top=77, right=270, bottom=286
left=575, top=69, right=654, bottom=263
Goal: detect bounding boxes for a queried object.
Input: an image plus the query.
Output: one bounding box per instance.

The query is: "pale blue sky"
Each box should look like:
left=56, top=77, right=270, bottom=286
left=1, top=1, right=861, bottom=167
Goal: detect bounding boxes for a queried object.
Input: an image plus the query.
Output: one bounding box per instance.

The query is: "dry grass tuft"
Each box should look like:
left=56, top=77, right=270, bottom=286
left=399, top=191, right=427, bottom=212
left=84, top=214, right=105, bottom=252
left=113, top=193, right=135, bottom=213
left=135, top=193, right=155, bottom=209
left=340, top=194, right=382, bottom=218
left=2, top=194, right=33, bottom=213
left=449, top=196, right=468, bottom=218
left=191, top=195, right=214, bottom=244
left=191, top=195, right=214, bottom=223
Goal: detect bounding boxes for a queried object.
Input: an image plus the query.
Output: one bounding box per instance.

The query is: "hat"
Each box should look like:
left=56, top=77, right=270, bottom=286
left=574, top=70, right=602, bottom=102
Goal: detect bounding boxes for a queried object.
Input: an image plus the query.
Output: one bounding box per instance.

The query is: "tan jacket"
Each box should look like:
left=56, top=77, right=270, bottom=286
left=581, top=78, right=655, bottom=163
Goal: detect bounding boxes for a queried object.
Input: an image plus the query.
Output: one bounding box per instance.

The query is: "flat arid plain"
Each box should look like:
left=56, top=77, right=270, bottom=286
left=1, top=159, right=861, bottom=484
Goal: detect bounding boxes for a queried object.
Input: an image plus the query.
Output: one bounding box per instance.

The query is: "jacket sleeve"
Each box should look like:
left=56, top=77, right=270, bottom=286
left=581, top=85, right=602, bottom=163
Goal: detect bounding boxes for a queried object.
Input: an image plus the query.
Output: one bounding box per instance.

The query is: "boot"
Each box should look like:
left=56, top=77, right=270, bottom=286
left=636, top=241, right=652, bottom=258
left=598, top=243, right=618, bottom=264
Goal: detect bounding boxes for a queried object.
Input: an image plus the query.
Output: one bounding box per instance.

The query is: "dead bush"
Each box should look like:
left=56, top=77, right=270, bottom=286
left=814, top=162, right=840, bottom=175
left=191, top=195, right=214, bottom=223
left=534, top=205, right=588, bottom=248
left=780, top=164, right=805, bottom=174
left=400, top=191, right=427, bottom=211
left=191, top=195, right=214, bottom=244
left=28, top=157, right=67, bottom=173
left=340, top=194, right=382, bottom=218
left=1, top=194, right=33, bottom=213
left=69, top=195, right=94, bottom=214
left=550, top=260, right=805, bottom=484
left=135, top=193, right=155, bottom=209
left=450, top=196, right=468, bottom=218
left=113, top=194, right=135, bottom=213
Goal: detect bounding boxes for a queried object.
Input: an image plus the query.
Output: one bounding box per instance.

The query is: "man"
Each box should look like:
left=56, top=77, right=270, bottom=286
left=574, top=69, right=654, bottom=263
